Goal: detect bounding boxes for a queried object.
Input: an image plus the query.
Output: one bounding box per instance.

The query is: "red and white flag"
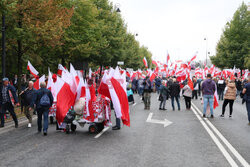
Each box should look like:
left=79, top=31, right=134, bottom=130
left=56, top=77, right=76, bottom=125
left=213, top=89, right=219, bottom=109
left=188, top=52, right=197, bottom=65
left=33, top=75, right=45, bottom=90
left=76, top=77, right=86, bottom=101
left=27, top=61, right=39, bottom=78
left=166, top=51, right=170, bottom=65
left=143, top=57, right=148, bottom=68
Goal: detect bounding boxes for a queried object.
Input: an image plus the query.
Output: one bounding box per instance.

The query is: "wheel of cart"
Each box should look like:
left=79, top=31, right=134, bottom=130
left=88, top=122, right=105, bottom=134
left=88, top=123, right=98, bottom=134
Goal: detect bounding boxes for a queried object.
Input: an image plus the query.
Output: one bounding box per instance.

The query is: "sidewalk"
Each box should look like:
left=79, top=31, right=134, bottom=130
left=0, top=115, right=37, bottom=135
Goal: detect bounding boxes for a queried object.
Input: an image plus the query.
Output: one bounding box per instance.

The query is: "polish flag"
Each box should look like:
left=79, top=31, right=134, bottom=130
left=111, top=68, right=130, bottom=126
left=166, top=51, right=170, bottom=65
left=143, top=57, right=148, bottom=68
left=213, top=89, right=219, bottom=109
left=76, top=77, right=86, bottom=101
left=33, top=75, right=45, bottom=90
left=99, top=68, right=130, bottom=127
left=70, top=63, right=80, bottom=85
left=57, top=64, right=67, bottom=76
left=187, top=72, right=194, bottom=90
left=27, top=61, right=39, bottom=78
left=98, top=71, right=111, bottom=100
left=188, top=52, right=197, bottom=65
left=47, top=69, right=54, bottom=90
left=152, top=60, right=158, bottom=67
left=56, top=78, right=76, bottom=125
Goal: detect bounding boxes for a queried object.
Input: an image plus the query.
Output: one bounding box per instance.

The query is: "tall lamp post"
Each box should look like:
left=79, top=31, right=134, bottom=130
left=2, top=14, right=6, bottom=78
left=204, top=37, right=208, bottom=65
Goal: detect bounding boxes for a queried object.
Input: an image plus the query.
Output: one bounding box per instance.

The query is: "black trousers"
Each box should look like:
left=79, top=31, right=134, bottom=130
left=192, top=90, right=198, bottom=99
left=0, top=102, right=18, bottom=126
left=183, top=96, right=191, bottom=109
left=222, top=99, right=234, bottom=115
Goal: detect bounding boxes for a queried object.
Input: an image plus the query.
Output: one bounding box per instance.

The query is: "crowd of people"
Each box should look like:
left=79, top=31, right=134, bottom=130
left=0, top=75, right=54, bottom=136
left=0, top=72, right=249, bottom=136
left=127, top=74, right=250, bottom=124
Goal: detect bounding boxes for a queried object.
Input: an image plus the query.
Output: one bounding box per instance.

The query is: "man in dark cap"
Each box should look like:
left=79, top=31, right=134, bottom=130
left=0, top=78, right=19, bottom=128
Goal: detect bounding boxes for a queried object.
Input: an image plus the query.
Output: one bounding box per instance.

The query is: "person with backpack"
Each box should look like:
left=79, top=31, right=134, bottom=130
left=30, top=82, right=53, bottom=135
left=20, top=81, right=36, bottom=128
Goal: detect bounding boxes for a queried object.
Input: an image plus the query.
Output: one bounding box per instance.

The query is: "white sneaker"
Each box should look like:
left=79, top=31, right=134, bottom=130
left=28, top=123, right=32, bottom=128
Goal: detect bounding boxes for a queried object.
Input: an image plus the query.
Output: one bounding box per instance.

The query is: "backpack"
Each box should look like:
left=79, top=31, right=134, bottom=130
left=39, top=92, right=51, bottom=107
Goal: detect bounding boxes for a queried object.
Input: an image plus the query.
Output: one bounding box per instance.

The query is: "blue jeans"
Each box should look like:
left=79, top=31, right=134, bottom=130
left=37, top=108, right=49, bottom=132
left=171, top=96, right=180, bottom=110
left=138, top=87, right=144, bottom=96
left=203, top=95, right=214, bottom=115
left=246, top=101, right=250, bottom=123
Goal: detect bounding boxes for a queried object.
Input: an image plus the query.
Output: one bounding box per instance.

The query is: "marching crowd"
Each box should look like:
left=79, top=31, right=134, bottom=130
left=127, top=74, right=250, bottom=124
left=0, top=72, right=250, bottom=136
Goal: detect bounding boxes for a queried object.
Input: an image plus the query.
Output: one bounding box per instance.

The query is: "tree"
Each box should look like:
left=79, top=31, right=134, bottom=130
left=211, top=2, right=250, bottom=69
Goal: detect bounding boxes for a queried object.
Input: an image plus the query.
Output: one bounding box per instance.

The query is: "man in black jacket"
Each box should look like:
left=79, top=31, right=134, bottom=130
left=0, top=78, right=19, bottom=128
left=30, top=82, right=53, bottom=135
left=20, top=81, right=36, bottom=128
left=169, top=78, right=181, bottom=111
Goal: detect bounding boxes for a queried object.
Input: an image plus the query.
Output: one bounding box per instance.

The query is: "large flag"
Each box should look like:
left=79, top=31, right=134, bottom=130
left=33, top=75, right=45, bottom=90
left=98, top=68, right=130, bottom=127
left=56, top=78, right=76, bottom=125
left=27, top=61, right=39, bottom=78
left=143, top=57, right=148, bottom=68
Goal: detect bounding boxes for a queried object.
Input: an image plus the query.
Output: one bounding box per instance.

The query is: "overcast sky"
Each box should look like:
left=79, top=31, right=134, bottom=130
left=109, top=0, right=248, bottom=64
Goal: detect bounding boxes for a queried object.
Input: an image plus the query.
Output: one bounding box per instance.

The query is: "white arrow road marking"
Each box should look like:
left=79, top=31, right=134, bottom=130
left=146, top=112, right=172, bottom=127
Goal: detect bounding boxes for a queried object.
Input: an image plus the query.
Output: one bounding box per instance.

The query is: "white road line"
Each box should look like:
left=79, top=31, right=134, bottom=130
left=192, top=103, right=250, bottom=167
left=191, top=106, right=238, bottom=167
left=94, top=127, right=110, bottom=139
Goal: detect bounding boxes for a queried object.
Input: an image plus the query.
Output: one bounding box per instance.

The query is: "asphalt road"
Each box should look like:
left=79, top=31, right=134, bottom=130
left=0, top=93, right=249, bottom=167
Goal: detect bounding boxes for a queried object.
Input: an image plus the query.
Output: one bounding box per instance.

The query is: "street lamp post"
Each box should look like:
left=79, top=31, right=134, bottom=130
left=204, top=37, right=207, bottom=66
left=2, top=14, right=6, bottom=78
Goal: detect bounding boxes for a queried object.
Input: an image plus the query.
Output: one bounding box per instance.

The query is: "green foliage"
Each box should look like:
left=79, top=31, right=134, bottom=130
left=211, top=2, right=250, bottom=70
left=0, top=0, right=152, bottom=78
